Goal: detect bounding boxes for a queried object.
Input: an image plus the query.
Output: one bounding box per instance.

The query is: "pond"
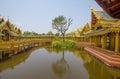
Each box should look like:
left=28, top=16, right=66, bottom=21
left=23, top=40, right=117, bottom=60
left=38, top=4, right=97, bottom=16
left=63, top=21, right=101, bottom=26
left=0, top=47, right=120, bottom=79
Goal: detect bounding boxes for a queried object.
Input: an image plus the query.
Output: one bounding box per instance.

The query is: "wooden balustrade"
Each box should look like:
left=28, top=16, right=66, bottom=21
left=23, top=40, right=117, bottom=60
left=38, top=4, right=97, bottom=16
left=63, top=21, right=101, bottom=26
left=0, top=39, right=51, bottom=60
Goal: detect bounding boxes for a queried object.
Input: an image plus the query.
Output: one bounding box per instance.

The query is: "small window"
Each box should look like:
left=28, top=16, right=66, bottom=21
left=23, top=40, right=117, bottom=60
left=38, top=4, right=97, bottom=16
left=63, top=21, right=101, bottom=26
left=96, top=26, right=102, bottom=30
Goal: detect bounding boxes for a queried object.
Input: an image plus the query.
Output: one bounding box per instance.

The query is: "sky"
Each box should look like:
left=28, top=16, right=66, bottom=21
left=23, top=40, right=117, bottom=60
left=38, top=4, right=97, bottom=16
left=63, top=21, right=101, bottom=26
left=0, top=0, right=102, bottom=34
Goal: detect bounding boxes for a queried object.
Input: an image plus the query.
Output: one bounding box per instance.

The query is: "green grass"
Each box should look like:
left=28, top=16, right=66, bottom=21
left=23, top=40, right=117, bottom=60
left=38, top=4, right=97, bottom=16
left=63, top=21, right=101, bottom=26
left=52, top=40, right=75, bottom=48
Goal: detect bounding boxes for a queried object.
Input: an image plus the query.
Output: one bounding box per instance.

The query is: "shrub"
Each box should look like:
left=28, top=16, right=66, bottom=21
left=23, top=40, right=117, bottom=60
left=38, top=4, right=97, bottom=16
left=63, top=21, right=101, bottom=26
left=52, top=40, right=75, bottom=48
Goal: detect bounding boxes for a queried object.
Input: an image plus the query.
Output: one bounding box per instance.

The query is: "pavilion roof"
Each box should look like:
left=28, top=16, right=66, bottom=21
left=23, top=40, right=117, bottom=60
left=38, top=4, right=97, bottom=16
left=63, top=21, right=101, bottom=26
left=95, top=11, right=116, bottom=20
left=90, top=6, right=118, bottom=20
left=10, top=31, right=19, bottom=37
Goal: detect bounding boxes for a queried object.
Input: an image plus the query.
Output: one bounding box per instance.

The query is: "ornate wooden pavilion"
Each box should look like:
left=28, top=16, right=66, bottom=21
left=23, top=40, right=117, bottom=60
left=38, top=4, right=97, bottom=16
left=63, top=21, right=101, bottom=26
left=87, top=7, right=120, bottom=53
left=0, top=18, right=22, bottom=41
left=72, top=6, right=120, bottom=53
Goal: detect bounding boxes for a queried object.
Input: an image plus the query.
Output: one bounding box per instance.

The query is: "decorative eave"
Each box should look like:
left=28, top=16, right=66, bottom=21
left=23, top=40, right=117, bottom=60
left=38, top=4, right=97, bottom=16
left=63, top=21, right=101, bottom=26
left=0, top=17, right=4, bottom=23
left=86, top=27, right=120, bottom=37
left=10, top=31, right=19, bottom=37
left=80, top=23, right=90, bottom=34
left=5, top=19, right=12, bottom=31
left=90, top=6, right=101, bottom=19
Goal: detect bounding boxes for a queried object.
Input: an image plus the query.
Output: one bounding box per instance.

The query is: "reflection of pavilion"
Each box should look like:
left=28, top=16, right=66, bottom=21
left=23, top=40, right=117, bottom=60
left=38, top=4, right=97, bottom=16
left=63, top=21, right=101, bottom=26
left=72, top=50, right=120, bottom=79
left=84, top=59, right=120, bottom=79
left=52, top=50, right=70, bottom=77
left=74, top=50, right=92, bottom=63
left=0, top=48, right=37, bottom=72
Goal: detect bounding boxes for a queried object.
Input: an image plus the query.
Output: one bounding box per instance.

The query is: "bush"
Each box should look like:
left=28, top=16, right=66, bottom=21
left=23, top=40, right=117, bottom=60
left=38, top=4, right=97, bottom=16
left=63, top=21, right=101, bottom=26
left=52, top=40, right=75, bottom=48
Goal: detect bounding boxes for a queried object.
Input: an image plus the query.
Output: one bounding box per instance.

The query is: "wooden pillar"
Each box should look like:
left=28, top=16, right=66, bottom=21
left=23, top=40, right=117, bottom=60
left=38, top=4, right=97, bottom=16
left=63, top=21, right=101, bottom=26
left=98, top=36, right=101, bottom=47
left=115, top=32, right=119, bottom=53
left=83, top=37, right=85, bottom=42
left=110, top=33, right=115, bottom=50
left=95, top=36, right=98, bottom=47
left=119, top=33, right=120, bottom=53
left=99, top=36, right=102, bottom=47
left=90, top=37, right=92, bottom=45
left=0, top=50, right=3, bottom=60
left=102, top=35, right=107, bottom=49
left=95, top=36, right=101, bottom=47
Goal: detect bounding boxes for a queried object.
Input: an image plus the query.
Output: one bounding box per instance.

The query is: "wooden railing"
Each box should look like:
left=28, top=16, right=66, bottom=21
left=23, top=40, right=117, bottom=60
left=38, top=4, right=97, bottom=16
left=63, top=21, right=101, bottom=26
left=0, top=39, right=51, bottom=60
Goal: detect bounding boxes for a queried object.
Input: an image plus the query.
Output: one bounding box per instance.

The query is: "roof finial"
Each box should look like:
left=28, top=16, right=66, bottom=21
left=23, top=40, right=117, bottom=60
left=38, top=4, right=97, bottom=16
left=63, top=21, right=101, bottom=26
left=7, top=16, right=9, bottom=20
left=89, top=5, right=95, bottom=11
left=7, top=16, right=10, bottom=22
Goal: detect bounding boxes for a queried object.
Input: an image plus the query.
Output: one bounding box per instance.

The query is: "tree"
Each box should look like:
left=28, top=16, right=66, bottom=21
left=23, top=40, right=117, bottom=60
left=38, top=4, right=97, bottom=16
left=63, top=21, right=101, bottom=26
left=55, top=32, right=60, bottom=37
left=52, top=16, right=72, bottom=42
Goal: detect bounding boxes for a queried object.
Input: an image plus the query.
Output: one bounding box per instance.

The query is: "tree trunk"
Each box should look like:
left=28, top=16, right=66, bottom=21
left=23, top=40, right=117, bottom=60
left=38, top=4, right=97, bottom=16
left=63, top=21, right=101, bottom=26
left=62, top=33, right=65, bottom=42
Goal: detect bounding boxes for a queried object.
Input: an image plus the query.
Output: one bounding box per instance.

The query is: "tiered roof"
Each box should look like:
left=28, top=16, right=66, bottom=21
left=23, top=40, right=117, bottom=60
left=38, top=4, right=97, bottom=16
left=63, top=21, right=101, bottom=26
left=87, top=7, right=120, bottom=37
left=0, top=17, right=22, bottom=36
left=71, top=23, right=91, bottom=37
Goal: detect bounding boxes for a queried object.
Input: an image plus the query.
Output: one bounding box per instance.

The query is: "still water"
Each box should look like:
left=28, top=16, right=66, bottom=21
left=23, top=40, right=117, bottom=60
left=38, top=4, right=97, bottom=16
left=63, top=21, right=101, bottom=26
left=0, top=47, right=120, bottom=79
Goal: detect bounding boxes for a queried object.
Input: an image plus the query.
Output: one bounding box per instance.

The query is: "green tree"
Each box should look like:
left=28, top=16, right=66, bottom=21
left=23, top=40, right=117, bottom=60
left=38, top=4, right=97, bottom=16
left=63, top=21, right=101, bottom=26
left=55, top=32, right=60, bottom=37
left=52, top=16, right=72, bottom=42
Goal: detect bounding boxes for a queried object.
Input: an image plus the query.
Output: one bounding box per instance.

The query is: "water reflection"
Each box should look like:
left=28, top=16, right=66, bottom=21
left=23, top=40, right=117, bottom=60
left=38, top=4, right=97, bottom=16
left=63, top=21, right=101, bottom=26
left=72, top=50, right=120, bottom=79
left=52, top=50, right=70, bottom=77
left=0, top=46, right=120, bottom=79
left=45, top=47, right=120, bottom=79
left=0, top=47, right=39, bottom=72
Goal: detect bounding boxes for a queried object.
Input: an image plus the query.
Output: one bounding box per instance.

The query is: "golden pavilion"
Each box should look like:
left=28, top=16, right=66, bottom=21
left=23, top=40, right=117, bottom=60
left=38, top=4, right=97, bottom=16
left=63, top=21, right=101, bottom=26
left=0, top=17, right=22, bottom=41
left=72, top=7, right=120, bottom=53
left=88, top=7, right=120, bottom=53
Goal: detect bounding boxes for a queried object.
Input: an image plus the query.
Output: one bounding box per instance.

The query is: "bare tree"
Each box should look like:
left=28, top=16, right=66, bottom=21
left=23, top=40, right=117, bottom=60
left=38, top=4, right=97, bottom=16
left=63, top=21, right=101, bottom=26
left=52, top=16, right=72, bottom=42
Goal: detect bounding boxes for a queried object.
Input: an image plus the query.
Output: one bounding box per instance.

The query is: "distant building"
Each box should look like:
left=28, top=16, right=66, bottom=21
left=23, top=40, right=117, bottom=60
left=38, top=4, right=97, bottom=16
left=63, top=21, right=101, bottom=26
left=71, top=23, right=91, bottom=42
left=0, top=17, right=22, bottom=41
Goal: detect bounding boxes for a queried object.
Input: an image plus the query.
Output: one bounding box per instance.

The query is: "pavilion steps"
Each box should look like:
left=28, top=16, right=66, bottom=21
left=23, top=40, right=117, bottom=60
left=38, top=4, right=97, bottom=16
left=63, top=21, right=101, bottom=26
left=111, top=55, right=120, bottom=58
left=89, top=46, right=120, bottom=58
left=85, top=47, right=120, bottom=62
left=85, top=47, right=120, bottom=68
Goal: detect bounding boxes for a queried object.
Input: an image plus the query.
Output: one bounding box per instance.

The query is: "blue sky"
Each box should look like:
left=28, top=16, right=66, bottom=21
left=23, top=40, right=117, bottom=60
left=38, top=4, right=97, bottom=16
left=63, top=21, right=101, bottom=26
left=0, top=0, right=102, bottom=34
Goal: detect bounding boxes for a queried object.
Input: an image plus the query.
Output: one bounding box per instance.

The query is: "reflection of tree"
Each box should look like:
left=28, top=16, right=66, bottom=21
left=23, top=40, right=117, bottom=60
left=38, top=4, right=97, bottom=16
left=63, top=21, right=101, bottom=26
left=52, top=50, right=70, bottom=77
left=45, top=46, right=67, bottom=54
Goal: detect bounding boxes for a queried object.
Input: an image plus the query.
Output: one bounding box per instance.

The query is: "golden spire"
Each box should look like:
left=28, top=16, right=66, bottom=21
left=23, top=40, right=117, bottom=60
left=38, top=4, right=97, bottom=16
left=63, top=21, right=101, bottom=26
left=89, top=5, right=96, bottom=11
